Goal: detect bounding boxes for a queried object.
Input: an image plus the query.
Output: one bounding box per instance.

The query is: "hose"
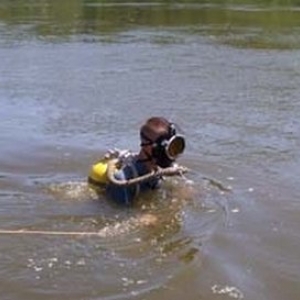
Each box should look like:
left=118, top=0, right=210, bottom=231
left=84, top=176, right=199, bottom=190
left=106, top=158, right=188, bottom=186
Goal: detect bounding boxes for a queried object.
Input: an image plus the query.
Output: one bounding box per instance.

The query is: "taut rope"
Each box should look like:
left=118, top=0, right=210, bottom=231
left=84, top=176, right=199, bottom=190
left=0, top=229, right=104, bottom=237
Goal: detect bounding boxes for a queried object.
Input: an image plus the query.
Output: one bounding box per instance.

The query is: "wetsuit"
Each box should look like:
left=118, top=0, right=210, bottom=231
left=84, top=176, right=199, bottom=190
left=106, top=157, right=160, bottom=205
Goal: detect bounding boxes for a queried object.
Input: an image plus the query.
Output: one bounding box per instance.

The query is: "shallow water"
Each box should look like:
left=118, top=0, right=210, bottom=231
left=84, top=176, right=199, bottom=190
left=1, top=1, right=300, bottom=300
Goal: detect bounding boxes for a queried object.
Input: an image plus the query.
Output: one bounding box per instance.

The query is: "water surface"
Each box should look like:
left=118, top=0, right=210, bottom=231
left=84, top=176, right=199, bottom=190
left=1, top=1, right=300, bottom=300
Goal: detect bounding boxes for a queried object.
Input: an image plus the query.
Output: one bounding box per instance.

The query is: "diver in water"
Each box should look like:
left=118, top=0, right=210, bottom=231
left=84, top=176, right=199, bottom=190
left=89, top=117, right=187, bottom=205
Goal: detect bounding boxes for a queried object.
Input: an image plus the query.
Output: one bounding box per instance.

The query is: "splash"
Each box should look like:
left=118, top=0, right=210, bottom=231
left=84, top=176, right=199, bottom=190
left=46, top=181, right=98, bottom=201
left=212, top=284, right=244, bottom=299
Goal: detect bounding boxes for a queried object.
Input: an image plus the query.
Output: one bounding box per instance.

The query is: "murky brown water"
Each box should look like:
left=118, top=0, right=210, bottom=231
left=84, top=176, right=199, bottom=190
left=1, top=1, right=300, bottom=300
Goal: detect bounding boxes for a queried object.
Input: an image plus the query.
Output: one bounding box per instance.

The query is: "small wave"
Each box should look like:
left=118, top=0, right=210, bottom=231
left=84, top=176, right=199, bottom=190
left=22, top=174, right=229, bottom=299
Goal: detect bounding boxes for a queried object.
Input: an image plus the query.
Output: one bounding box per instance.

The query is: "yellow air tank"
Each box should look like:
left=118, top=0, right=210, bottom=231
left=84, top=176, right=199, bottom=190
left=88, top=159, right=108, bottom=187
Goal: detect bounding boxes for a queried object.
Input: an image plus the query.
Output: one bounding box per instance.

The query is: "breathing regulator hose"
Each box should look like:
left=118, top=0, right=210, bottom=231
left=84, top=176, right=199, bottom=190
left=106, top=158, right=188, bottom=186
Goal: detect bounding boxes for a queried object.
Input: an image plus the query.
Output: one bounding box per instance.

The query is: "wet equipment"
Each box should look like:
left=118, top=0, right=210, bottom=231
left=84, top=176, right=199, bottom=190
left=88, top=155, right=188, bottom=188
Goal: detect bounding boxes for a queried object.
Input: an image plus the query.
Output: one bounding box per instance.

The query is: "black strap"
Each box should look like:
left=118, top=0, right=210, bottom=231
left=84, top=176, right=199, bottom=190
left=140, top=132, right=155, bottom=146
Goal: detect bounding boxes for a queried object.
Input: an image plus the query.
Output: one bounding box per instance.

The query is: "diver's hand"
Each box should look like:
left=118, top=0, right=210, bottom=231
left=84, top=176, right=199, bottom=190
left=159, top=164, right=189, bottom=176
left=172, top=164, right=189, bottom=175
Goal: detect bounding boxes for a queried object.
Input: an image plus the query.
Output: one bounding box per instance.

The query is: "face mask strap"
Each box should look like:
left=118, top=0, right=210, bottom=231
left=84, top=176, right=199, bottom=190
left=138, top=132, right=157, bottom=163
left=168, top=123, right=177, bottom=137
left=140, top=132, right=155, bottom=147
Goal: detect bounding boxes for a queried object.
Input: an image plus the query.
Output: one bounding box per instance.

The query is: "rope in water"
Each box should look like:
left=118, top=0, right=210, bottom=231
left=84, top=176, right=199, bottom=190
left=106, top=158, right=189, bottom=186
left=0, top=229, right=104, bottom=237
left=0, top=162, right=188, bottom=237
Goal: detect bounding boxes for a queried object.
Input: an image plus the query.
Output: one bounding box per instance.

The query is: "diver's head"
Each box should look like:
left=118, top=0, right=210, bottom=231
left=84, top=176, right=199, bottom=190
left=140, top=117, right=185, bottom=168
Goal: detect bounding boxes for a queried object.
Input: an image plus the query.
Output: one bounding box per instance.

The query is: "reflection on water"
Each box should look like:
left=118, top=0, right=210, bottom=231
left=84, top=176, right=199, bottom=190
left=1, top=0, right=300, bottom=48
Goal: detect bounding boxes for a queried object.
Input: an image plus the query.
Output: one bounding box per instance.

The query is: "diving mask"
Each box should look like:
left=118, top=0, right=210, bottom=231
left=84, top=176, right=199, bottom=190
left=153, top=134, right=185, bottom=161
left=141, top=123, right=186, bottom=168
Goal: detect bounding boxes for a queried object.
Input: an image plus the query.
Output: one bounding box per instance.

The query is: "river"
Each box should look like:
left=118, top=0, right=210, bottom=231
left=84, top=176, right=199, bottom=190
left=0, top=1, right=300, bottom=300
